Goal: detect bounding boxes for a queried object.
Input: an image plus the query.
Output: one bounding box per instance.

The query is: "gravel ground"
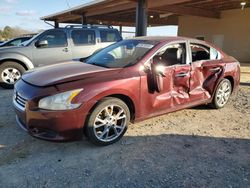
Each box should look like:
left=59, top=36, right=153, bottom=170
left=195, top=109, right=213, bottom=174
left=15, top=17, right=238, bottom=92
left=0, top=86, right=249, bottom=188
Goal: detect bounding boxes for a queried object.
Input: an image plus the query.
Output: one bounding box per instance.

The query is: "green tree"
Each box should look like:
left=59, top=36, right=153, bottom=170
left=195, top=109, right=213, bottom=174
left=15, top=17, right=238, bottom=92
left=0, top=30, right=3, bottom=40
left=2, top=26, right=13, bottom=39
left=0, top=26, right=33, bottom=40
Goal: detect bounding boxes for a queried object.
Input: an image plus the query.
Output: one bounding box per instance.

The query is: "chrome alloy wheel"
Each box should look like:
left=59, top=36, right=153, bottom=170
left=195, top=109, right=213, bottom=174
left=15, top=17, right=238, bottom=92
left=216, top=81, right=231, bottom=107
left=1, top=67, right=21, bottom=84
left=93, top=105, right=127, bottom=142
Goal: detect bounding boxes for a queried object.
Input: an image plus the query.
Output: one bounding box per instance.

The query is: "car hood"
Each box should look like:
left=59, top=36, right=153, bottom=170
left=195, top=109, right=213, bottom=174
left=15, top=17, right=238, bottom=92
left=0, top=46, right=24, bottom=51
left=22, top=61, right=113, bottom=87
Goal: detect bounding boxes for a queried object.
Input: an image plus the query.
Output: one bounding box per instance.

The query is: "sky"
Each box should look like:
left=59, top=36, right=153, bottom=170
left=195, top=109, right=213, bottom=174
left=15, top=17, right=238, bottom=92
left=0, top=0, right=178, bottom=36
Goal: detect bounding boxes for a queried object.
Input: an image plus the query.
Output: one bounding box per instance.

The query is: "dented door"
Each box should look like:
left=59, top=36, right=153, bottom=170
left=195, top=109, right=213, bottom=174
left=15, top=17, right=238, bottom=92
left=172, top=64, right=191, bottom=105
left=140, top=64, right=191, bottom=117
left=140, top=65, right=174, bottom=116
left=139, top=41, right=192, bottom=117
left=189, top=60, right=225, bottom=102
left=188, top=42, right=226, bottom=102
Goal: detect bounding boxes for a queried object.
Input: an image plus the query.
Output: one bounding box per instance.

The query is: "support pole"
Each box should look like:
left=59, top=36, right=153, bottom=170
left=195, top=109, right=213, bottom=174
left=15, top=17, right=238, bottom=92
left=81, top=15, right=87, bottom=25
left=119, top=25, right=123, bottom=35
left=54, top=21, right=59, bottom=28
left=136, top=0, right=148, bottom=36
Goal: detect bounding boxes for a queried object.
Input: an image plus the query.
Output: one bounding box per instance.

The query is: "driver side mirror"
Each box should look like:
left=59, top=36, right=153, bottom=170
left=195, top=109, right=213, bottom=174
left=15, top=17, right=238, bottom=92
left=35, top=40, right=48, bottom=48
left=147, top=56, right=166, bottom=93
left=154, top=65, right=166, bottom=77
left=152, top=55, right=166, bottom=77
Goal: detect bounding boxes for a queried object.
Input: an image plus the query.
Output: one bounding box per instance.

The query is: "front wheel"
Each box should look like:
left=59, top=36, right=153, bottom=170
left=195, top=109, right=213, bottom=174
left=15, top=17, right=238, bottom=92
left=211, top=78, right=232, bottom=109
left=0, top=61, right=26, bottom=89
left=85, top=97, right=130, bottom=146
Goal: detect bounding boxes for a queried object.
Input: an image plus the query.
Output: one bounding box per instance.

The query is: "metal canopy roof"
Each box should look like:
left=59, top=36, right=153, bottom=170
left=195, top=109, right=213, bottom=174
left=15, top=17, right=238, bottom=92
left=41, top=0, right=250, bottom=26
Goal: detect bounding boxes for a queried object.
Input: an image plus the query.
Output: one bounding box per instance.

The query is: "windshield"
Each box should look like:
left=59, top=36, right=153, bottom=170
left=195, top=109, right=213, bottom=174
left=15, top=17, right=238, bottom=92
left=85, top=39, right=159, bottom=68
left=0, top=39, right=13, bottom=46
left=20, top=32, right=43, bottom=46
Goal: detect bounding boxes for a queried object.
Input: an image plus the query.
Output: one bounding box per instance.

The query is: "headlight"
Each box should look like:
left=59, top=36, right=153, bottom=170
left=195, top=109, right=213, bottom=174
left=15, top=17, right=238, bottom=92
left=38, top=89, right=83, bottom=110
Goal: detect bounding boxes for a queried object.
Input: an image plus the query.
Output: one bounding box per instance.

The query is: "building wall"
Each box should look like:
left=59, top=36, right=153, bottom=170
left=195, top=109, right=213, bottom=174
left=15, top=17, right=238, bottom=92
left=178, top=8, right=250, bottom=62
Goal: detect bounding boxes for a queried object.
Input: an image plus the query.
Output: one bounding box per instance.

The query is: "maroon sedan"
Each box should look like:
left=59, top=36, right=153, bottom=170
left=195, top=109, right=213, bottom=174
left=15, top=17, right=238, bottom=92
left=13, top=37, right=240, bottom=145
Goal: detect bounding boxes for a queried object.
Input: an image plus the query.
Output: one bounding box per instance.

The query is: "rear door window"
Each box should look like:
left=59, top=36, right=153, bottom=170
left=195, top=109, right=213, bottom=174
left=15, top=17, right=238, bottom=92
left=191, top=43, right=221, bottom=62
left=71, top=30, right=96, bottom=45
left=100, top=30, right=121, bottom=42
left=210, top=47, right=221, bottom=60
left=190, top=43, right=210, bottom=62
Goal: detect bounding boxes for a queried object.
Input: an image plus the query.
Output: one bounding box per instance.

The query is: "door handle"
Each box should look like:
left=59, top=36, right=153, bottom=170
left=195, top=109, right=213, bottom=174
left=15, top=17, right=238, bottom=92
left=175, top=72, right=189, bottom=77
left=209, top=67, right=221, bottom=72
left=62, top=48, right=69, bottom=52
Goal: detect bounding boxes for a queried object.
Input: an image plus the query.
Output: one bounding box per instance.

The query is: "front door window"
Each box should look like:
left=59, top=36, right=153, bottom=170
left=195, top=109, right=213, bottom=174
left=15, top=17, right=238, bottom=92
left=38, top=30, right=67, bottom=48
left=154, top=43, right=186, bottom=66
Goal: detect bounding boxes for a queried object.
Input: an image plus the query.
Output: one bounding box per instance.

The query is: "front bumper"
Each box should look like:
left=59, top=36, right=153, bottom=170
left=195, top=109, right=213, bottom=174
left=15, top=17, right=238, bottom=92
left=13, top=80, right=95, bottom=141
left=14, top=103, right=86, bottom=141
left=15, top=115, right=28, bottom=132
left=13, top=80, right=88, bottom=141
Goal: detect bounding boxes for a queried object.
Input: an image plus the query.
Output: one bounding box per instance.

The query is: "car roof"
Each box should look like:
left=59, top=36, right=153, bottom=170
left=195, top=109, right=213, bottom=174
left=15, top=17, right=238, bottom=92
left=51, top=27, right=118, bottom=31
left=130, top=36, right=226, bottom=56
left=131, top=36, right=211, bottom=46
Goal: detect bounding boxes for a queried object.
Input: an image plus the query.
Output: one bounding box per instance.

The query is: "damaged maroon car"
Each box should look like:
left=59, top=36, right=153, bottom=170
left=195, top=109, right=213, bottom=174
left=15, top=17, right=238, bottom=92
left=13, top=37, right=240, bottom=145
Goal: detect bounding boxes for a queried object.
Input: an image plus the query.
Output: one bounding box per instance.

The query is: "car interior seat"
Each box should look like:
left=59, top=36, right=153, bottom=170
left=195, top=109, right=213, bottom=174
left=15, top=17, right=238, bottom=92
left=162, top=48, right=180, bottom=66
left=153, top=46, right=185, bottom=66
left=195, top=51, right=210, bottom=61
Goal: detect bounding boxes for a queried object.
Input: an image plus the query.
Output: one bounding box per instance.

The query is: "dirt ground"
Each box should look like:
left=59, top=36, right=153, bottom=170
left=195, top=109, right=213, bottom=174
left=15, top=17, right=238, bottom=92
left=0, top=86, right=249, bottom=188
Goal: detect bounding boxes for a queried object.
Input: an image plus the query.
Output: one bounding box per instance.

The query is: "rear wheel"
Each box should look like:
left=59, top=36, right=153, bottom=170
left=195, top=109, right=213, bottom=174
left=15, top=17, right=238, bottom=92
left=85, top=97, right=130, bottom=146
left=211, top=78, right=232, bottom=109
left=0, top=61, right=26, bottom=89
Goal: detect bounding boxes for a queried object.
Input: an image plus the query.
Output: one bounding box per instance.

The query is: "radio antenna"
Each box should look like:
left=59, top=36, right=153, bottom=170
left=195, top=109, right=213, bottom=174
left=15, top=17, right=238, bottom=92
left=66, top=0, right=71, bottom=8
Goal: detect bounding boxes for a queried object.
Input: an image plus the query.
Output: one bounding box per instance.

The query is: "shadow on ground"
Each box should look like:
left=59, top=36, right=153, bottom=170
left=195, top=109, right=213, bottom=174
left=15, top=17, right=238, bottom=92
left=0, top=85, right=249, bottom=188
left=0, top=131, right=249, bottom=188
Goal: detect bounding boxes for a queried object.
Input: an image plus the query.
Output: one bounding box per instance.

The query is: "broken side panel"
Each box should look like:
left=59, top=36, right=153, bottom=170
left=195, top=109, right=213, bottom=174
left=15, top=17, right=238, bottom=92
left=189, top=60, right=225, bottom=102
left=172, top=65, right=191, bottom=105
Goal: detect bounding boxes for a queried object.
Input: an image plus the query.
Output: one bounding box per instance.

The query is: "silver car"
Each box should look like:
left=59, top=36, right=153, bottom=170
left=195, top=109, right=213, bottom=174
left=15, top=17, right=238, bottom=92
left=0, top=25, right=122, bottom=88
left=0, top=36, right=33, bottom=48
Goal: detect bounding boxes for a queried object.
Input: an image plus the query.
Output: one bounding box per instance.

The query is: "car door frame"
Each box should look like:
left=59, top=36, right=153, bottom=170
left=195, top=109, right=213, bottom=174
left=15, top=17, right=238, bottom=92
left=30, top=29, right=72, bottom=67
left=187, top=40, right=226, bottom=103
left=138, top=40, right=193, bottom=118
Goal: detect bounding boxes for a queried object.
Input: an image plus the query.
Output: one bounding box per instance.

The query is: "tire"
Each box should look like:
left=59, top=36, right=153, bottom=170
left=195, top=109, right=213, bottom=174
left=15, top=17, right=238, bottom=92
left=85, top=97, right=130, bottom=146
left=211, top=78, right=232, bottom=109
left=0, top=61, right=26, bottom=89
